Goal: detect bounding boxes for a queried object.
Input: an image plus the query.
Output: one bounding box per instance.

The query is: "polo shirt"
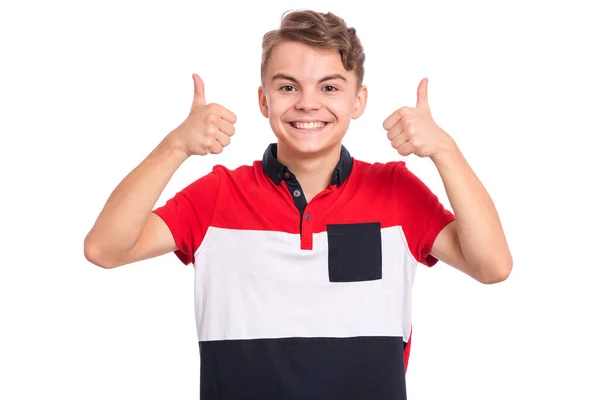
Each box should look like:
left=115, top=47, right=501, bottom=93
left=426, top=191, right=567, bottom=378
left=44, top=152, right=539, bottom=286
left=152, top=143, right=455, bottom=400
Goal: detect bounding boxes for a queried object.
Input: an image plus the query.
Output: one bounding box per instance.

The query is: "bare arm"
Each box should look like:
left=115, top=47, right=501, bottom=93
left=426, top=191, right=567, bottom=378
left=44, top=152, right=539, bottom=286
left=430, top=145, right=512, bottom=283
left=84, top=73, right=236, bottom=269
left=384, top=78, right=511, bottom=283
left=84, top=136, right=188, bottom=268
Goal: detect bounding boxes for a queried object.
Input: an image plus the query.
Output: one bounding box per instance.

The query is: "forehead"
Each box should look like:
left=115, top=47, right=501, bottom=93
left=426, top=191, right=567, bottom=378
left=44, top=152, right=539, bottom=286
left=267, top=41, right=353, bottom=83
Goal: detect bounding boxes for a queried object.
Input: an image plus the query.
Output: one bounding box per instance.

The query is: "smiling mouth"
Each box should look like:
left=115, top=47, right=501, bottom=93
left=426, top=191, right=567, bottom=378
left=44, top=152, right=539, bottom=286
left=288, top=121, right=330, bottom=131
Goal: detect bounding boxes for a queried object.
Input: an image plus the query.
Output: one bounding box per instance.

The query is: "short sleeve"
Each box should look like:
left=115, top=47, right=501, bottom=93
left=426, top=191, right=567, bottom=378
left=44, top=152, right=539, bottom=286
left=395, top=162, right=455, bottom=267
left=152, top=167, right=221, bottom=265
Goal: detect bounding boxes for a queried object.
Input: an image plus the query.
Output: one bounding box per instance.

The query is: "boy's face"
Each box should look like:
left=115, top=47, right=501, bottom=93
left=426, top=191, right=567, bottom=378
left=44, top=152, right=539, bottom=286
left=258, top=41, right=367, bottom=157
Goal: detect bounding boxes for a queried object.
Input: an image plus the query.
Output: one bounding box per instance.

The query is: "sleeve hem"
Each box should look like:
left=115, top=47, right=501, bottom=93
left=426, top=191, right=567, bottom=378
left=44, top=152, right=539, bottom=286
left=420, top=212, right=456, bottom=267
left=152, top=208, right=192, bottom=266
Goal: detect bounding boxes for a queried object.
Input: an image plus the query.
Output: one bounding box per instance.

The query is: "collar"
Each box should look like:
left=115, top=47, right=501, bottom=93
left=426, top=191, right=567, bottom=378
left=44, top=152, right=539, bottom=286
left=262, top=143, right=353, bottom=186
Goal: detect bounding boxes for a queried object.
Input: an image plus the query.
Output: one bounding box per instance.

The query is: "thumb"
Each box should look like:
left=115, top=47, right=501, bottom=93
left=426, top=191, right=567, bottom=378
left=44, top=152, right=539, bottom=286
left=416, top=77, right=429, bottom=109
left=191, top=73, right=206, bottom=110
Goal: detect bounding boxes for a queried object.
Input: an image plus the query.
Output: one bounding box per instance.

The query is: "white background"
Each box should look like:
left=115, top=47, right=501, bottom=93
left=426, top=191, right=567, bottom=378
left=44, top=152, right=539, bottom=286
left=1, top=0, right=599, bottom=399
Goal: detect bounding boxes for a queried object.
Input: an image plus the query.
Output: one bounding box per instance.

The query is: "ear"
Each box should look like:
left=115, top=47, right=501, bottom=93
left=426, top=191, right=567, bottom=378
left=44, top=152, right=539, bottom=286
left=351, top=85, right=368, bottom=119
left=258, top=86, right=269, bottom=118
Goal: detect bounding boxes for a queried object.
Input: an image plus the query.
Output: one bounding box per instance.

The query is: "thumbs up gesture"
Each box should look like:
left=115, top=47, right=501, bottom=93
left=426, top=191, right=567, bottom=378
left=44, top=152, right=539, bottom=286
left=172, top=73, right=237, bottom=156
left=383, top=78, right=454, bottom=159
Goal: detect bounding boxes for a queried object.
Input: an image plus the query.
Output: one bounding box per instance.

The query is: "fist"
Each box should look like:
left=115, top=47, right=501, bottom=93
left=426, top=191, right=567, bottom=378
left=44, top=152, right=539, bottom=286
left=173, top=73, right=237, bottom=156
left=383, top=78, right=453, bottom=159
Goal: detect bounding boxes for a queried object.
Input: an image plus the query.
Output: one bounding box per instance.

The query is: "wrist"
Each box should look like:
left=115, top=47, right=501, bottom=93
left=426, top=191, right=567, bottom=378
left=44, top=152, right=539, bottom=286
left=164, top=128, right=191, bottom=160
left=430, top=137, right=461, bottom=166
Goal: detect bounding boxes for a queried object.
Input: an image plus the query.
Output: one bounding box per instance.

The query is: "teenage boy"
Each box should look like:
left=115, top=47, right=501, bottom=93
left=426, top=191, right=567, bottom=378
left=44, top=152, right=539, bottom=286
left=84, top=9, right=512, bottom=400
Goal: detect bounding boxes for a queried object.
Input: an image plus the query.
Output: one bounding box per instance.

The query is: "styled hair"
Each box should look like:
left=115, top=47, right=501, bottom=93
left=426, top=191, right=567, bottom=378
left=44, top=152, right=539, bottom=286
left=260, top=10, right=365, bottom=89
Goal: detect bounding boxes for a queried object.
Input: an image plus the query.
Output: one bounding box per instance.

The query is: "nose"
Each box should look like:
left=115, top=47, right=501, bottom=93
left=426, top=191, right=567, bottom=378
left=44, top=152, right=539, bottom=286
left=295, top=90, right=321, bottom=112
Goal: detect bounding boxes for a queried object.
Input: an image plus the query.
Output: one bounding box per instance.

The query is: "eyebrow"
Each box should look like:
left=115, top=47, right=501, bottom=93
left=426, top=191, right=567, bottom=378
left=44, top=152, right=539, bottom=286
left=271, top=73, right=347, bottom=84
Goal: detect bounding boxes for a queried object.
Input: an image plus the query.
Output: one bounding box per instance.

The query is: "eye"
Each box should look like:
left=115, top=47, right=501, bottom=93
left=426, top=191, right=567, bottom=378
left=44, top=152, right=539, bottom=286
left=280, top=85, right=295, bottom=92
left=323, top=85, right=337, bottom=92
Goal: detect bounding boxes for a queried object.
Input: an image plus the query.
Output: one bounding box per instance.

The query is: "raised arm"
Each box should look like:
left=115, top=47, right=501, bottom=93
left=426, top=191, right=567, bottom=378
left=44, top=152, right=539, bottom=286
left=84, top=74, right=237, bottom=268
left=384, top=78, right=512, bottom=283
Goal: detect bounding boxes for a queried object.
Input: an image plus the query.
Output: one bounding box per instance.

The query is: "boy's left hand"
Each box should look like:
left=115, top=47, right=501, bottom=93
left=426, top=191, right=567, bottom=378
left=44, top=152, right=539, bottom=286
left=383, top=78, right=455, bottom=159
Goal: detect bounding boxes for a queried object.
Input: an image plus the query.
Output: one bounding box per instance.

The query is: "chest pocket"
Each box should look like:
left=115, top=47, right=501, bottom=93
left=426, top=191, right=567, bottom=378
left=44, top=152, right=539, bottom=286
left=326, top=222, right=383, bottom=282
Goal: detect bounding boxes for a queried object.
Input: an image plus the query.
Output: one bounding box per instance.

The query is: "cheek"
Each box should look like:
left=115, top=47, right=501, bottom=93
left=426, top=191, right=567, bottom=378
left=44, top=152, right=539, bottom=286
left=267, top=96, right=292, bottom=119
left=329, top=97, right=356, bottom=120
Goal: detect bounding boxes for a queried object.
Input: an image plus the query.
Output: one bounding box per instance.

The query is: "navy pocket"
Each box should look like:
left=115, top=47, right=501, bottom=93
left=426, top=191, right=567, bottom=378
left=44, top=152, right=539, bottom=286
left=327, top=222, right=382, bottom=282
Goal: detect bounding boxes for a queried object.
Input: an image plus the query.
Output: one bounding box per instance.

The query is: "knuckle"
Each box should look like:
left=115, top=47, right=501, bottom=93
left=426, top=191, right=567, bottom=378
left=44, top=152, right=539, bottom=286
left=206, top=125, right=217, bottom=136
left=205, top=113, right=217, bottom=124
left=398, top=107, right=411, bottom=118
left=199, top=137, right=212, bottom=148
left=197, top=146, right=208, bottom=156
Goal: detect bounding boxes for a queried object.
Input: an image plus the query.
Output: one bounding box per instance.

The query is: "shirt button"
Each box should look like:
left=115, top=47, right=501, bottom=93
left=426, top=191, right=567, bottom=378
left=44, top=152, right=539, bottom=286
left=293, top=190, right=301, bottom=197
left=284, top=172, right=290, bottom=179
left=304, top=213, right=311, bottom=220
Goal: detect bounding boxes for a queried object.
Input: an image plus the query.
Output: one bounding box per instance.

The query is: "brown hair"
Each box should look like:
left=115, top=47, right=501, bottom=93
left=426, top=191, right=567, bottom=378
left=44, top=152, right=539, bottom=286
left=261, top=10, right=365, bottom=89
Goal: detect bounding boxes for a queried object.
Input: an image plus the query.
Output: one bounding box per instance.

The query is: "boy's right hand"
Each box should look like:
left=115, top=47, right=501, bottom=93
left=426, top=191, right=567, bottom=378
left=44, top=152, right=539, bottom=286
left=170, top=73, right=237, bottom=156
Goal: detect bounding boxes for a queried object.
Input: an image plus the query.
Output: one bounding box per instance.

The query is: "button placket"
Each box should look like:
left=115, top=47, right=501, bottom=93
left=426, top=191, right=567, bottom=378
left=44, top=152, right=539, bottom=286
left=300, top=208, right=313, bottom=250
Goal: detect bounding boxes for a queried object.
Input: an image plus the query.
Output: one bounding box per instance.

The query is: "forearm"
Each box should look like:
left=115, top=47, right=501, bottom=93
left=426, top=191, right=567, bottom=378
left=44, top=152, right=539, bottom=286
left=432, top=140, right=512, bottom=278
left=85, top=131, right=188, bottom=256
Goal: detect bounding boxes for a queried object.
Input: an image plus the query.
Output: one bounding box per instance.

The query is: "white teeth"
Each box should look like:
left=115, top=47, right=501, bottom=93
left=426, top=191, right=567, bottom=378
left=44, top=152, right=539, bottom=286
left=291, top=121, right=327, bottom=130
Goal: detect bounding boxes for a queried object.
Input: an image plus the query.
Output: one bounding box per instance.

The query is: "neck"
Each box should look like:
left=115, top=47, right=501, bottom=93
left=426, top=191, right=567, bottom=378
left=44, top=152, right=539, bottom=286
left=277, top=143, right=342, bottom=203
